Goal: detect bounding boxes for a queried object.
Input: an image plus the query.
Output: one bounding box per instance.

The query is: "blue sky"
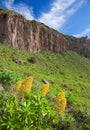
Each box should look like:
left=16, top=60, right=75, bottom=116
left=0, top=0, right=90, bottom=38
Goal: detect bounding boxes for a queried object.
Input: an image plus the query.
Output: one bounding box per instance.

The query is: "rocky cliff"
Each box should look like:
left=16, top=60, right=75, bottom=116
left=0, top=8, right=90, bottom=56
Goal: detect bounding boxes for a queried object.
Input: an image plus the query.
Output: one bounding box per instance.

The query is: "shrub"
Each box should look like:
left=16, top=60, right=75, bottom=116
left=73, top=107, right=90, bottom=130
left=53, top=113, right=76, bottom=130
left=0, top=92, right=55, bottom=130
left=0, top=70, right=22, bottom=89
left=0, top=76, right=68, bottom=130
left=28, top=56, right=37, bottom=63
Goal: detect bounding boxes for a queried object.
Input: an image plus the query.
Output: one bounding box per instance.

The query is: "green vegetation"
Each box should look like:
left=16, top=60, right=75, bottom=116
left=0, top=70, right=22, bottom=89
left=0, top=8, right=10, bottom=14
left=0, top=43, right=90, bottom=129
left=0, top=8, right=25, bottom=18
left=0, top=92, right=55, bottom=130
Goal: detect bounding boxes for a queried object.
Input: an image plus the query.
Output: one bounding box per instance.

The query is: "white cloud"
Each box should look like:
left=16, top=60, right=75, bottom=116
left=74, top=28, right=90, bottom=37
left=2, top=0, right=86, bottom=31
left=66, top=0, right=86, bottom=15
left=3, top=0, right=34, bottom=20
left=38, top=0, right=86, bottom=30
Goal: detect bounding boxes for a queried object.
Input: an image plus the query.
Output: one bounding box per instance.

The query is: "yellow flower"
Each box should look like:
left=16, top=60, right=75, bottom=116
left=54, top=92, right=67, bottom=115
left=21, top=77, right=33, bottom=94
left=40, top=84, right=49, bottom=96
left=15, top=76, right=33, bottom=98
left=55, top=92, right=65, bottom=100
left=16, top=81, right=22, bottom=91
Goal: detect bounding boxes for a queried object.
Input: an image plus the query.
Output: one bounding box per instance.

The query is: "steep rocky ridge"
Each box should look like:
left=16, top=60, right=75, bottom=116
left=0, top=8, right=90, bottom=56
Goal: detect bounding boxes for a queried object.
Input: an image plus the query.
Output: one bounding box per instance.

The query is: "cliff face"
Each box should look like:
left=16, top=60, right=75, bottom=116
left=0, top=9, right=90, bottom=56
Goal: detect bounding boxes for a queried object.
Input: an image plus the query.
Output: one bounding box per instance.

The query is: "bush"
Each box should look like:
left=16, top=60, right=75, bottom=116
left=28, top=56, right=37, bottom=63
left=0, top=76, right=68, bottom=130
left=73, top=107, right=90, bottom=130
left=52, top=113, right=76, bottom=130
left=0, top=70, right=22, bottom=89
left=0, top=92, right=55, bottom=130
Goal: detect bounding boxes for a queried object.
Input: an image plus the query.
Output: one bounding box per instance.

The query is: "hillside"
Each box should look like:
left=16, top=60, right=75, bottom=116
left=0, top=43, right=90, bottom=129
left=0, top=42, right=90, bottom=106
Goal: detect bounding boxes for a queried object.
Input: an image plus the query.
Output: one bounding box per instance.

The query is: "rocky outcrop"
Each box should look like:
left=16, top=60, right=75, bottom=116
left=0, top=8, right=90, bottom=56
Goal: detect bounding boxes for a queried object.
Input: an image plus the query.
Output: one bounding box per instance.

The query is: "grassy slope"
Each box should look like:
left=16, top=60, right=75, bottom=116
left=0, top=43, right=90, bottom=108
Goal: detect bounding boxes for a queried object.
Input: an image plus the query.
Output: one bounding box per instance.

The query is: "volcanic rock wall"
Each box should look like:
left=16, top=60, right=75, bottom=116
left=0, top=9, right=90, bottom=56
